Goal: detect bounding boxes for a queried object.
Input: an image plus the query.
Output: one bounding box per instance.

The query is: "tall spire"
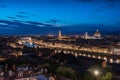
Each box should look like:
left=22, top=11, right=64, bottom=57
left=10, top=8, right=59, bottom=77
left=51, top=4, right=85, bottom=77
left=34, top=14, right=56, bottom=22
left=84, top=32, right=89, bottom=39
left=58, top=30, right=62, bottom=39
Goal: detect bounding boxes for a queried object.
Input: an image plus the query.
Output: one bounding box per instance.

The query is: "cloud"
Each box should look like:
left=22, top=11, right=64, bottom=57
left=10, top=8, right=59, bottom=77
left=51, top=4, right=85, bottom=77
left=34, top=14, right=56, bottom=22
left=0, top=19, right=60, bottom=35
left=11, top=20, right=21, bottom=23
left=18, top=11, right=28, bottom=14
left=27, top=21, right=52, bottom=27
left=17, top=12, right=38, bottom=18
left=0, top=19, right=54, bottom=29
left=27, top=21, right=46, bottom=25
left=36, top=24, right=46, bottom=27
left=0, top=20, right=31, bottom=27
left=47, top=19, right=59, bottom=24
left=7, top=16, right=16, bottom=19
left=0, top=22, right=8, bottom=26
left=46, top=19, right=66, bottom=24
left=32, top=14, right=37, bottom=17
left=16, top=15, right=29, bottom=18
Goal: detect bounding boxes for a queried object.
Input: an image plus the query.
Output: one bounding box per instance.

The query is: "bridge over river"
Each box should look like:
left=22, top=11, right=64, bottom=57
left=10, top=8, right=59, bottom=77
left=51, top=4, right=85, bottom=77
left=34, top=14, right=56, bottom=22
left=19, top=39, right=120, bottom=64
left=54, top=48, right=120, bottom=64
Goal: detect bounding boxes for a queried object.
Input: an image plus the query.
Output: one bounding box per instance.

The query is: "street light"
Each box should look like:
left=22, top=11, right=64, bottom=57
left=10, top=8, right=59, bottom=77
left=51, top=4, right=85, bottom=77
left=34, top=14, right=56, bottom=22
left=94, top=70, right=99, bottom=76
left=93, top=70, right=100, bottom=80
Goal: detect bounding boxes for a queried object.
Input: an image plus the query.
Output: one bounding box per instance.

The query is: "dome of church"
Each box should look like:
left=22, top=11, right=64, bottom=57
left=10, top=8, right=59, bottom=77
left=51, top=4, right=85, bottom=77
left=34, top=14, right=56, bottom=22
left=94, top=29, right=101, bottom=37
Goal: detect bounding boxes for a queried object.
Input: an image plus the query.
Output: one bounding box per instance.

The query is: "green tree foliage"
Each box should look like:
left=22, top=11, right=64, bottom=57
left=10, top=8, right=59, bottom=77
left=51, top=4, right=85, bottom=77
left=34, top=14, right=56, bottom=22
left=56, top=66, right=77, bottom=80
left=101, top=72, right=112, bottom=80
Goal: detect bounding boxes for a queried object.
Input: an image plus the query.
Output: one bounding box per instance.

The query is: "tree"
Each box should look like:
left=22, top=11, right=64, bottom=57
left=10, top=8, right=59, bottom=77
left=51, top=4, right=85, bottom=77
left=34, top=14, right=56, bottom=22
left=83, top=72, right=94, bottom=80
left=56, top=66, right=77, bottom=80
left=101, top=72, right=112, bottom=80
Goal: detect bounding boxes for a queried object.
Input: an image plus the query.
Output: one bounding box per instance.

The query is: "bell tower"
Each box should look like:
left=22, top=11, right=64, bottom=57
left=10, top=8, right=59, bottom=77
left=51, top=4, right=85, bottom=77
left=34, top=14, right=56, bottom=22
left=58, top=30, right=62, bottom=40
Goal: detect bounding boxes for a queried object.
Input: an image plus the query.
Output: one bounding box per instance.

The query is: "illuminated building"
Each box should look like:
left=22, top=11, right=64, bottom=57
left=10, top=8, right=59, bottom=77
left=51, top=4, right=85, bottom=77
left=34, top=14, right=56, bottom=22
left=83, top=29, right=102, bottom=39
left=20, top=37, right=32, bottom=41
left=17, top=51, right=23, bottom=56
left=84, top=32, right=90, bottom=39
left=18, top=37, right=32, bottom=45
left=58, top=30, right=62, bottom=40
left=91, top=46, right=109, bottom=53
left=112, top=42, right=120, bottom=55
left=58, top=30, right=70, bottom=40
left=93, top=29, right=102, bottom=39
left=7, top=43, right=23, bottom=48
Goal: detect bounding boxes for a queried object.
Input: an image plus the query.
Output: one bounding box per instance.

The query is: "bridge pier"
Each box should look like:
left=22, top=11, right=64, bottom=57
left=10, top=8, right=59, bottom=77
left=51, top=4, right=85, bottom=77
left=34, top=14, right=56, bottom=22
left=92, top=55, right=96, bottom=58
left=103, top=57, right=107, bottom=62
left=83, top=54, right=86, bottom=57
left=75, top=53, right=78, bottom=57
left=58, top=50, right=62, bottom=53
left=88, top=54, right=91, bottom=57
left=109, top=58, right=113, bottom=63
left=98, top=56, right=101, bottom=59
left=71, top=52, right=74, bottom=54
left=63, top=50, right=67, bottom=54
left=116, top=59, right=120, bottom=64
left=55, top=50, right=58, bottom=53
left=79, top=53, right=82, bottom=56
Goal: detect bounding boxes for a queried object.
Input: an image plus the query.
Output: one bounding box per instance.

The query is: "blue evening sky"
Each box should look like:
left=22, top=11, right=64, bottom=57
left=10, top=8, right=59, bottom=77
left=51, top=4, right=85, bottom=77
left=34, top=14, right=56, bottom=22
left=0, top=0, right=120, bottom=35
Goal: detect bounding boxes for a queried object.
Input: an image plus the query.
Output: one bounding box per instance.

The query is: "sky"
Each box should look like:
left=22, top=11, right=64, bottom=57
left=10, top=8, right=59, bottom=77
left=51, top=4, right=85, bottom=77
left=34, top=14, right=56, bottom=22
left=0, top=0, right=120, bottom=35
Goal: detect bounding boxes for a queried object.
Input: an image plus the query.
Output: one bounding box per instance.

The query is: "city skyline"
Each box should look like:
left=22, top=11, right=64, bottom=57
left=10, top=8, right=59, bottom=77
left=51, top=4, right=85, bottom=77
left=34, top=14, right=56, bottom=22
left=0, top=1, right=120, bottom=79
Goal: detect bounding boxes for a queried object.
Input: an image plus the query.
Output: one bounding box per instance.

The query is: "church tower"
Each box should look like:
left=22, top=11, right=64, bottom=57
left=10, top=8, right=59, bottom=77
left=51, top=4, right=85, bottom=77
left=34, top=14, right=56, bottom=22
left=58, top=30, right=62, bottom=40
left=84, top=32, right=89, bottom=39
